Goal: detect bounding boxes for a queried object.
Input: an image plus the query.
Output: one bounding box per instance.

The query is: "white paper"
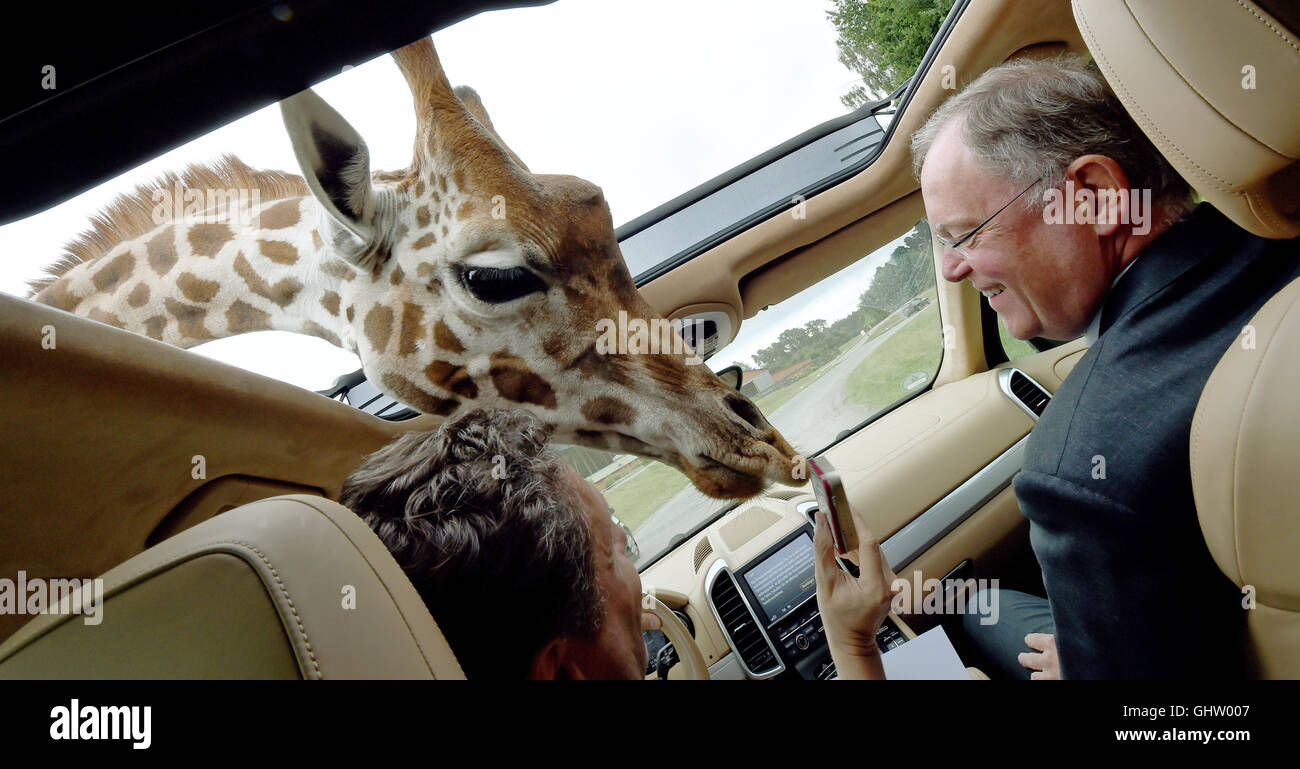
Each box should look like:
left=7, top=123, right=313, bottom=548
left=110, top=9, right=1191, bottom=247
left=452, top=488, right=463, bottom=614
left=880, top=625, right=970, bottom=680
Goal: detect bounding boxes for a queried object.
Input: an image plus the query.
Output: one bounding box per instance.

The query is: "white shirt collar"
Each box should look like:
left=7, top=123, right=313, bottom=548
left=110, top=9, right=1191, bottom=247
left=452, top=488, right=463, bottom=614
left=1084, top=257, right=1141, bottom=346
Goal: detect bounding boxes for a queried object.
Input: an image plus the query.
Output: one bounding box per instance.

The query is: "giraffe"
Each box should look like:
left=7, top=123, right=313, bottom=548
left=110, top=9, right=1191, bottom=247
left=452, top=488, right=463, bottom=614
left=28, top=37, right=804, bottom=499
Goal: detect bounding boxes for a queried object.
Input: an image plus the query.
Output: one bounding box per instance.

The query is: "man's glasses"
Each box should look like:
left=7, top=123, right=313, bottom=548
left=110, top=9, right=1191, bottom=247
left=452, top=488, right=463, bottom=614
left=608, top=508, right=638, bottom=560
left=934, top=177, right=1041, bottom=260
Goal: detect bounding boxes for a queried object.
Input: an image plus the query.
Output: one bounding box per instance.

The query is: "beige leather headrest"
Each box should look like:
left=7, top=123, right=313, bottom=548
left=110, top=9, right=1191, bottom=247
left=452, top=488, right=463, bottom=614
left=1073, top=0, right=1300, bottom=238
left=1191, top=276, right=1300, bottom=676
left=0, top=495, right=465, bottom=679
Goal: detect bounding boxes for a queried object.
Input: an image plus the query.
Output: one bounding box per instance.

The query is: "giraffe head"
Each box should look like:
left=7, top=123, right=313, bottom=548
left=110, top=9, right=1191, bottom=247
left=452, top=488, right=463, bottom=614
left=279, top=37, right=803, bottom=499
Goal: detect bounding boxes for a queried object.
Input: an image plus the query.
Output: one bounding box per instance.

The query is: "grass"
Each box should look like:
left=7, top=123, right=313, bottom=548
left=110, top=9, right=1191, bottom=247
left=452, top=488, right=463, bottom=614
left=837, top=334, right=865, bottom=355
left=748, top=360, right=818, bottom=414
left=997, top=317, right=1039, bottom=360
left=865, top=312, right=906, bottom=341
left=603, top=461, right=692, bottom=531
left=752, top=377, right=810, bottom=415
left=845, top=302, right=943, bottom=408
left=595, top=456, right=648, bottom=488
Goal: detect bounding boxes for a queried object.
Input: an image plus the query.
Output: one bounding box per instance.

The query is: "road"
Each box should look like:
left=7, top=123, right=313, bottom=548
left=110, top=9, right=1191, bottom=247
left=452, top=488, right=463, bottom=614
left=633, top=318, right=918, bottom=565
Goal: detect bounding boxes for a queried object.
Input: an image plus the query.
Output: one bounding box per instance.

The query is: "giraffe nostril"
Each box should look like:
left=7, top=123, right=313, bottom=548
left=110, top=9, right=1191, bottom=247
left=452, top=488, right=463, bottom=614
left=724, top=392, right=767, bottom=433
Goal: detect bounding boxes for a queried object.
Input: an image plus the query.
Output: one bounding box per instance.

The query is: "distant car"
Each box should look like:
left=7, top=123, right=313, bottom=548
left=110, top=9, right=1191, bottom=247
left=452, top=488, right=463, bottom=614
left=901, top=297, right=930, bottom=317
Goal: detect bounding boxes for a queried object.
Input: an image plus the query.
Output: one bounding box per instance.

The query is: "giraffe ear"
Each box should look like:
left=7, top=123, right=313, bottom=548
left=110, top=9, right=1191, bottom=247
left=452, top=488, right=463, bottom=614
left=280, top=88, right=380, bottom=266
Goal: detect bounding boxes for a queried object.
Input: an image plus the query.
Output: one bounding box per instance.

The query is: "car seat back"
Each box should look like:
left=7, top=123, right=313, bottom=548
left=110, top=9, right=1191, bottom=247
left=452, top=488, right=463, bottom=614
left=0, top=495, right=465, bottom=679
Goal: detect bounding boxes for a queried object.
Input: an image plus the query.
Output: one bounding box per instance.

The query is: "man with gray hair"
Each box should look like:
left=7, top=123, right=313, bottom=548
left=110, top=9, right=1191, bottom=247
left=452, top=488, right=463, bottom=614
left=912, top=55, right=1300, bottom=678
left=341, top=408, right=652, bottom=679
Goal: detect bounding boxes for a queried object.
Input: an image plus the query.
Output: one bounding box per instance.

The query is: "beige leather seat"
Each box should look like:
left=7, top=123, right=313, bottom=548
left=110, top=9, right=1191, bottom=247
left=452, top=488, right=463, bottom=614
left=1190, top=279, right=1300, bottom=678
left=0, top=495, right=465, bottom=679
left=1073, top=0, right=1300, bottom=239
left=1076, top=0, right=1300, bottom=679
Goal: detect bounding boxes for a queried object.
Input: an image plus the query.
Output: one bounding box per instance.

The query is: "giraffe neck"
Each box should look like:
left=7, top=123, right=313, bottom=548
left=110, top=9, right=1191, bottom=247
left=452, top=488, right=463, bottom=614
left=34, top=196, right=363, bottom=351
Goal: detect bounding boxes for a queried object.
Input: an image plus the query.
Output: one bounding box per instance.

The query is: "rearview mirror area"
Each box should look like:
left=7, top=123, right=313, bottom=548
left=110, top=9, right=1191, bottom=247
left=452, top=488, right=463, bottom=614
left=715, top=365, right=743, bottom=391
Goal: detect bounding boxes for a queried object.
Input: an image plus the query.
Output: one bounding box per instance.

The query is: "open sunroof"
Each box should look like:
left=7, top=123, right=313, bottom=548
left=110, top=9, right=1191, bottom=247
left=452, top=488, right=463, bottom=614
left=618, top=103, right=889, bottom=286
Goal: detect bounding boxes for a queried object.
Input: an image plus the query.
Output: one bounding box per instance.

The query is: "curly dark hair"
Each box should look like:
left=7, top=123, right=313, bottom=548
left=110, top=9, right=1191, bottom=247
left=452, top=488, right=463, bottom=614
left=340, top=408, right=604, bottom=678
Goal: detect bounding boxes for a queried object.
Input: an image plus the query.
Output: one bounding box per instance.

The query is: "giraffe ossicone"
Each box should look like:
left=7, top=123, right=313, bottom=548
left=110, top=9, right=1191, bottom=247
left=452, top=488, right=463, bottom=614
left=29, top=36, right=805, bottom=499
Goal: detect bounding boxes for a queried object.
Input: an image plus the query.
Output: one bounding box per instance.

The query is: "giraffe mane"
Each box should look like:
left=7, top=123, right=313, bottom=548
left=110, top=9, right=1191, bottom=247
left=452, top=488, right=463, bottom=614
left=27, top=154, right=311, bottom=296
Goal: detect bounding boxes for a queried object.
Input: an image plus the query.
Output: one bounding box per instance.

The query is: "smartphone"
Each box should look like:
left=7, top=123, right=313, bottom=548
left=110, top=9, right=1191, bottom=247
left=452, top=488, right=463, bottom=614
left=808, top=456, right=858, bottom=555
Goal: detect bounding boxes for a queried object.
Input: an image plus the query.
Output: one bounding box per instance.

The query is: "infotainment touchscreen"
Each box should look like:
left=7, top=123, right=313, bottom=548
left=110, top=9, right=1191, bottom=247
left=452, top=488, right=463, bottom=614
left=741, top=532, right=816, bottom=625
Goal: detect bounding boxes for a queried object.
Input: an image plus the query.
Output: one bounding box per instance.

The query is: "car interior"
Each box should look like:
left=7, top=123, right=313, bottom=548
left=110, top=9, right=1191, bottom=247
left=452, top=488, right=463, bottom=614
left=1, top=0, right=1297, bottom=680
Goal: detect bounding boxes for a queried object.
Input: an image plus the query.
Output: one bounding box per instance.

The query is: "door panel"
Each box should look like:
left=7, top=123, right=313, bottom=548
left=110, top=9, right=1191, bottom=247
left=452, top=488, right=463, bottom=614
left=642, top=338, right=1089, bottom=656
left=0, top=294, right=442, bottom=643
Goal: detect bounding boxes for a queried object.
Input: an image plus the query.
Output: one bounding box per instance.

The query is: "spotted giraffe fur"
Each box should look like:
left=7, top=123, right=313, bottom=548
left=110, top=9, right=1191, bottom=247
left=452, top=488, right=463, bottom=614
left=29, top=36, right=802, bottom=499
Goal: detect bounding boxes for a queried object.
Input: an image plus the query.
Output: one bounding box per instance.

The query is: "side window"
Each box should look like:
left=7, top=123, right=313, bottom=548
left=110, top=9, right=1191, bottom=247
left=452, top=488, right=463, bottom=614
left=192, top=333, right=361, bottom=392
left=996, top=316, right=1038, bottom=360
left=826, top=220, right=942, bottom=414
left=594, top=219, right=945, bottom=569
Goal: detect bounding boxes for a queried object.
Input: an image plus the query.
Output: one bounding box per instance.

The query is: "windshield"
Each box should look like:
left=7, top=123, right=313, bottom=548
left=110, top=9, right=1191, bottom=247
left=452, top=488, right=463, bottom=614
left=0, top=1, right=958, bottom=558
left=1, top=1, right=961, bottom=388
left=573, top=220, right=944, bottom=569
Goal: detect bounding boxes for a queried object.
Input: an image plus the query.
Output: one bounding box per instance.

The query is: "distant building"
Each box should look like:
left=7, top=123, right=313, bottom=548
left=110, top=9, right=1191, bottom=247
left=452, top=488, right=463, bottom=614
left=740, top=369, right=775, bottom=397
left=771, top=359, right=813, bottom=384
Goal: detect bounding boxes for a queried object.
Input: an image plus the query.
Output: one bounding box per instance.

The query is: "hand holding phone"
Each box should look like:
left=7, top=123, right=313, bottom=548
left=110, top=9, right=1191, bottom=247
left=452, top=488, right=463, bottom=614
left=808, top=456, right=858, bottom=555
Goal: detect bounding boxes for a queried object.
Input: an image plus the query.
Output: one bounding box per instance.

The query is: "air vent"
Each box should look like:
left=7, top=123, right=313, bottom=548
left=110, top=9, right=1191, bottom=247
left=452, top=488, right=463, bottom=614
left=708, top=567, right=779, bottom=676
left=1009, top=372, right=1051, bottom=416
left=999, top=368, right=1052, bottom=419
left=693, top=536, right=714, bottom=573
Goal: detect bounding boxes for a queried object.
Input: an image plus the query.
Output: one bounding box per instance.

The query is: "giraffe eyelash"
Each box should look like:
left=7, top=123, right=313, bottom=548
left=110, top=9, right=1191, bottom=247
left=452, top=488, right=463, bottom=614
left=459, top=265, right=546, bottom=304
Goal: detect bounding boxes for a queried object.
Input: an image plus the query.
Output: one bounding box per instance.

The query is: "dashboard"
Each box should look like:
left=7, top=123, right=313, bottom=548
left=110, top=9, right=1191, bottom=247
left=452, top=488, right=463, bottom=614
left=636, top=362, right=1076, bottom=680
left=642, top=504, right=911, bottom=680
left=704, top=520, right=907, bottom=680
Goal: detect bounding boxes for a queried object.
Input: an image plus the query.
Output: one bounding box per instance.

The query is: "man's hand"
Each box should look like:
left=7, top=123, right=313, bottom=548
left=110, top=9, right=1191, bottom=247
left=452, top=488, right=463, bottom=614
left=1018, top=633, right=1060, bottom=679
left=813, top=506, right=898, bottom=680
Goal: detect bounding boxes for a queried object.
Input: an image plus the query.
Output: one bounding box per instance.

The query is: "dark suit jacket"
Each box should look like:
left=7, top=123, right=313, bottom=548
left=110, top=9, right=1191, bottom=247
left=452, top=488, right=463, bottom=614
left=1013, top=204, right=1300, bottom=679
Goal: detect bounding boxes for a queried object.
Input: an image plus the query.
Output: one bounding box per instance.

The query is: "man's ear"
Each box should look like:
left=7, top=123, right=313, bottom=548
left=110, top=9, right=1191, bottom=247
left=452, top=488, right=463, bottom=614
left=1066, top=154, right=1132, bottom=237
left=280, top=88, right=380, bottom=266
left=527, top=638, right=570, bottom=680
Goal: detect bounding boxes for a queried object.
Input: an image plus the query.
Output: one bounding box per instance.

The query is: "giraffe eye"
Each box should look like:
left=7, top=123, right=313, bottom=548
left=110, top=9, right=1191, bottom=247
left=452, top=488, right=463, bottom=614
left=460, top=266, right=546, bottom=303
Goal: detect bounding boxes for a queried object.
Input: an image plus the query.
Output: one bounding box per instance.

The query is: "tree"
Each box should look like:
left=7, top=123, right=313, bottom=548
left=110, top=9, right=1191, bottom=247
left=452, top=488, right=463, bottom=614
left=857, top=221, right=935, bottom=325
left=828, top=0, right=956, bottom=109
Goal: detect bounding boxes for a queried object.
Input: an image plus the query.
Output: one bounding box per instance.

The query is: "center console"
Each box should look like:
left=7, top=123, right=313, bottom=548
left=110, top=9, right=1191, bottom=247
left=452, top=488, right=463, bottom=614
left=706, top=523, right=909, bottom=680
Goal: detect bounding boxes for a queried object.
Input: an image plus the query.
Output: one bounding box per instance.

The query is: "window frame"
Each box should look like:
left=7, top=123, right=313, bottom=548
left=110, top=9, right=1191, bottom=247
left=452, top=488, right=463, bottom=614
left=636, top=215, right=947, bottom=571
left=622, top=0, right=971, bottom=288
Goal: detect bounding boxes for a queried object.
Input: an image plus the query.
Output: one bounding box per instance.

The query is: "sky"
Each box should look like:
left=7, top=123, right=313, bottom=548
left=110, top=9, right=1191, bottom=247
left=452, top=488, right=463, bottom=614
left=720, top=233, right=905, bottom=369
left=0, top=0, right=908, bottom=389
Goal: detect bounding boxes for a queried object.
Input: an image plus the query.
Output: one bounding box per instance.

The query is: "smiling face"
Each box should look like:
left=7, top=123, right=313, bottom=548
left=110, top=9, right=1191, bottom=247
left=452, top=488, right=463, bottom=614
left=920, top=119, right=1113, bottom=341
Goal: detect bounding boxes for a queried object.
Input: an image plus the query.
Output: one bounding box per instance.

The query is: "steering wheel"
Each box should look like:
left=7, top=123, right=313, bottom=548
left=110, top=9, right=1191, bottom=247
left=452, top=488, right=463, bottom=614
left=643, top=594, right=710, bottom=680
